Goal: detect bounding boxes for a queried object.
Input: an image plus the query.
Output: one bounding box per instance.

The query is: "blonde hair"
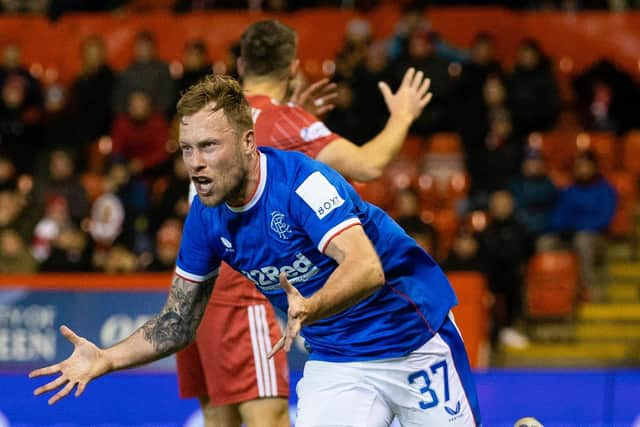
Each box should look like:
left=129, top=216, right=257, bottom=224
left=176, top=74, right=253, bottom=133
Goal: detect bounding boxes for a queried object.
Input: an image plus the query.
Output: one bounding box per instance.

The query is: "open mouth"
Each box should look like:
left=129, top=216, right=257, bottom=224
left=192, top=176, right=213, bottom=195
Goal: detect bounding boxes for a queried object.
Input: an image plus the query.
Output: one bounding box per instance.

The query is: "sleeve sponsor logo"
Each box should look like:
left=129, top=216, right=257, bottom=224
left=300, top=121, right=331, bottom=142
left=295, top=172, right=345, bottom=219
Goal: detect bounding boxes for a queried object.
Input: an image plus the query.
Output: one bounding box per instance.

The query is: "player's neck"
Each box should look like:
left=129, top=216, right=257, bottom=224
left=243, top=78, right=288, bottom=104
left=226, top=151, right=261, bottom=208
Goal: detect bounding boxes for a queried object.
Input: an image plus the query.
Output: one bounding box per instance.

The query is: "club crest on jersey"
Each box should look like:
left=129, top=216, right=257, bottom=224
left=270, top=211, right=291, bottom=240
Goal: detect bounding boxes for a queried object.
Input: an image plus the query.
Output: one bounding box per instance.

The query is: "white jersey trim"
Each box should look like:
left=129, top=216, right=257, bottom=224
left=317, top=218, right=362, bottom=253
left=174, top=266, right=219, bottom=282
left=226, top=152, right=267, bottom=213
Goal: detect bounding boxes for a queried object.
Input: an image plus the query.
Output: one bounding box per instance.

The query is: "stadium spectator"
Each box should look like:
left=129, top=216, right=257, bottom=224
left=40, top=227, right=92, bottom=272
left=481, top=190, right=532, bottom=349
left=0, top=43, right=43, bottom=111
left=508, top=39, right=560, bottom=134
left=110, top=90, right=172, bottom=180
left=457, top=33, right=504, bottom=129
left=113, top=31, right=175, bottom=117
left=442, top=228, right=484, bottom=272
left=572, top=59, right=640, bottom=133
left=35, top=149, right=89, bottom=225
left=145, top=217, right=182, bottom=271
left=42, top=84, right=82, bottom=154
left=175, top=39, right=212, bottom=106
left=0, top=228, right=37, bottom=273
left=148, top=154, right=190, bottom=234
left=551, top=150, right=616, bottom=293
left=509, top=148, right=559, bottom=245
left=70, top=36, right=116, bottom=150
left=349, top=40, right=393, bottom=142
left=0, top=73, right=44, bottom=173
left=389, top=27, right=457, bottom=135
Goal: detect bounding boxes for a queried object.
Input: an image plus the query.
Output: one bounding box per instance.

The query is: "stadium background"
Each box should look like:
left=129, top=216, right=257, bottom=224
left=1, top=1, right=640, bottom=425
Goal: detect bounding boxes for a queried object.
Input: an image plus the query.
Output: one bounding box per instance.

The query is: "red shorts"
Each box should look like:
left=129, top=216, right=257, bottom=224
left=176, top=301, right=290, bottom=406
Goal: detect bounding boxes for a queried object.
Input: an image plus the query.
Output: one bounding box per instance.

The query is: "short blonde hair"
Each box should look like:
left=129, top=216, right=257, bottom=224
left=176, top=74, right=253, bottom=133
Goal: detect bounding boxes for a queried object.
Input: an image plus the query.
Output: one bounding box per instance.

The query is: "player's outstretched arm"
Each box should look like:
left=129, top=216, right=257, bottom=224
left=29, top=273, right=215, bottom=405
left=315, top=67, right=431, bottom=181
left=269, top=226, right=384, bottom=357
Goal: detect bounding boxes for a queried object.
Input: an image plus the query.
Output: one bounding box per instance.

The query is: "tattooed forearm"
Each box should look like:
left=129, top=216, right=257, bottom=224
left=141, top=274, right=215, bottom=354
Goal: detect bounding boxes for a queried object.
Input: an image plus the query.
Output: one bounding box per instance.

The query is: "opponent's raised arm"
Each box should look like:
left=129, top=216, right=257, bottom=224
left=315, top=67, right=432, bottom=181
left=29, top=273, right=215, bottom=405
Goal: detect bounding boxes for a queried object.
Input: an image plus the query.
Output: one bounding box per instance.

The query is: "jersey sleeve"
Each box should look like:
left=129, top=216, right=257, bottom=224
left=291, top=162, right=362, bottom=254
left=175, top=199, right=221, bottom=282
left=259, top=103, right=340, bottom=159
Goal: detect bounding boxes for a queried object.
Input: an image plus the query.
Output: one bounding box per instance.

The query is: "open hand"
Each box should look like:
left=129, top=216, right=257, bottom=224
left=379, top=67, right=432, bottom=123
left=290, top=78, right=338, bottom=117
left=29, top=325, right=112, bottom=405
left=268, top=273, right=309, bottom=358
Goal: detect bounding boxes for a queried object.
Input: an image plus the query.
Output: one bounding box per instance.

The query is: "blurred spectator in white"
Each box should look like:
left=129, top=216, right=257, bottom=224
left=508, top=39, right=560, bottom=135
left=509, top=148, right=559, bottom=246
left=551, top=150, right=616, bottom=293
left=88, top=189, right=125, bottom=270
left=31, top=195, right=72, bottom=262
left=481, top=190, right=532, bottom=349
left=113, top=31, right=175, bottom=117
left=111, top=90, right=172, bottom=180
left=70, top=36, right=116, bottom=150
left=0, top=228, right=37, bottom=273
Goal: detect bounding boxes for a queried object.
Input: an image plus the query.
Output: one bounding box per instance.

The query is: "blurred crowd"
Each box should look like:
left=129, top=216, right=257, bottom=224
left=1, top=3, right=639, bottom=347
left=2, top=0, right=640, bottom=18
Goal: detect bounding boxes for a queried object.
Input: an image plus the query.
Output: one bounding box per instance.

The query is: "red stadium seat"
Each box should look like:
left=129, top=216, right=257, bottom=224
left=526, top=251, right=579, bottom=318
left=622, top=130, right=640, bottom=176
left=607, top=171, right=637, bottom=238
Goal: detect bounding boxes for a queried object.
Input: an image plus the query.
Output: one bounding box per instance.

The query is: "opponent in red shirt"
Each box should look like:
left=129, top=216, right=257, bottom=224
left=176, top=20, right=432, bottom=427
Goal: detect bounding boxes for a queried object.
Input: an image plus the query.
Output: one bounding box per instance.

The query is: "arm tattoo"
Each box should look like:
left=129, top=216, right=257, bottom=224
left=141, top=275, right=215, bottom=354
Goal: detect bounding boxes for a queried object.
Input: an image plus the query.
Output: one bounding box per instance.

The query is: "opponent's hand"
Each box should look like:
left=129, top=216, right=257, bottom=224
left=290, top=78, right=338, bottom=117
left=268, top=273, right=309, bottom=358
left=29, top=325, right=112, bottom=405
left=379, top=67, right=432, bottom=124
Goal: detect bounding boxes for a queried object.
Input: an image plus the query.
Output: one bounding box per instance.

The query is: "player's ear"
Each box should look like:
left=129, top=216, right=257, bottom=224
left=242, top=129, right=256, bottom=153
left=290, top=59, right=300, bottom=78
left=237, top=57, right=245, bottom=77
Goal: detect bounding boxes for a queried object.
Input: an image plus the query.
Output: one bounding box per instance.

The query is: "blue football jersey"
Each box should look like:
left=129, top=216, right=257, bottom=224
left=176, top=147, right=458, bottom=362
